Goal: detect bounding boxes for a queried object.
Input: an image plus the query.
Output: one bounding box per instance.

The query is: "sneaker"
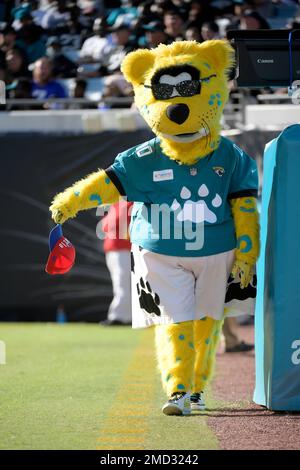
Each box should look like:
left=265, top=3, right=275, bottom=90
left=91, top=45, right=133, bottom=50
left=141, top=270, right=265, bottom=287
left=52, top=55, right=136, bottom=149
left=162, top=392, right=191, bottom=416
left=190, top=392, right=205, bottom=411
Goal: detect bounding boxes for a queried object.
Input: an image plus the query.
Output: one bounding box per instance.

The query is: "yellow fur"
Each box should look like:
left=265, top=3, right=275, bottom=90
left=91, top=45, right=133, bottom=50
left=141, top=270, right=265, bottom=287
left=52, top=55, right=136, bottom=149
left=50, top=170, right=120, bottom=224
left=121, top=40, right=235, bottom=164
left=230, top=196, right=260, bottom=287
left=155, top=321, right=195, bottom=396
left=193, top=318, right=223, bottom=393
left=155, top=318, right=222, bottom=396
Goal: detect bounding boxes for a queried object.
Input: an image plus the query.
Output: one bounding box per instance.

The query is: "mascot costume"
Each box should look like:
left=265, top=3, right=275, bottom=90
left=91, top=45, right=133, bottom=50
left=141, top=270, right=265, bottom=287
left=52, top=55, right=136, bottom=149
left=50, top=40, right=260, bottom=416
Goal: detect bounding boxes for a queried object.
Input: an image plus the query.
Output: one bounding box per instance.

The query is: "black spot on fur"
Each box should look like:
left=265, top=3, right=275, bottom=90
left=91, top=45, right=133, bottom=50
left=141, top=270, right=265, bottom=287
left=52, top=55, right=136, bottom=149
left=225, top=274, right=257, bottom=303
left=131, top=251, right=135, bottom=273
left=137, top=278, right=161, bottom=316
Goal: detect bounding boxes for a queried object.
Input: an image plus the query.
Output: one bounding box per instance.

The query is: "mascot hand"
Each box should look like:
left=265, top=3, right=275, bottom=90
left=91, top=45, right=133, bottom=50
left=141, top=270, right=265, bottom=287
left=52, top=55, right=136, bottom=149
left=50, top=199, right=73, bottom=224
left=231, top=259, right=254, bottom=289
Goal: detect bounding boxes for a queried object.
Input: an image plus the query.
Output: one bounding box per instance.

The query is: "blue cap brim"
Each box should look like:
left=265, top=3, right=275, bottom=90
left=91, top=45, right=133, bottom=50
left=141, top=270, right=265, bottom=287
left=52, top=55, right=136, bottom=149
left=49, top=224, right=63, bottom=251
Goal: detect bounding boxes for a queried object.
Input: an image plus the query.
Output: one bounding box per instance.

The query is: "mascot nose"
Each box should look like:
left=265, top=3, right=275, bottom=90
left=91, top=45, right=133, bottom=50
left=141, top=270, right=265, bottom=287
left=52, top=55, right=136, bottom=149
left=166, top=104, right=190, bottom=124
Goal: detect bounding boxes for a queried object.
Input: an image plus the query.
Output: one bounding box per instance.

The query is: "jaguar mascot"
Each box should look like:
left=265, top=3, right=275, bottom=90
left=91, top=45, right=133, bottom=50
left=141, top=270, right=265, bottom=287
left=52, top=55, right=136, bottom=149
left=50, top=40, right=260, bottom=416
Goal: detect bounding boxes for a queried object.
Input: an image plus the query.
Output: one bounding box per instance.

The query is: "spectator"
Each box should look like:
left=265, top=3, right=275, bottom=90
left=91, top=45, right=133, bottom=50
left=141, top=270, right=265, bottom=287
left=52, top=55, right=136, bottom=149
left=171, top=0, right=191, bottom=18
left=11, top=3, right=33, bottom=31
left=188, top=0, right=216, bottom=24
left=240, top=9, right=271, bottom=29
left=102, top=71, right=133, bottom=108
left=137, top=0, right=159, bottom=23
left=146, top=0, right=172, bottom=19
left=105, top=0, right=138, bottom=27
left=31, top=56, right=67, bottom=99
left=233, top=0, right=254, bottom=18
left=79, top=16, right=113, bottom=62
left=16, top=22, right=46, bottom=63
left=0, top=26, right=17, bottom=53
left=72, top=78, right=87, bottom=98
left=46, top=36, right=77, bottom=77
left=248, top=0, right=276, bottom=17
left=104, top=15, right=137, bottom=75
left=184, top=22, right=202, bottom=42
left=201, top=21, right=220, bottom=41
left=41, top=0, right=71, bottom=33
left=5, top=47, right=30, bottom=85
left=77, top=1, right=99, bottom=32
left=287, top=18, right=300, bottom=29
left=142, top=20, right=170, bottom=48
left=223, top=317, right=254, bottom=353
left=68, top=78, right=96, bottom=109
left=6, top=78, right=32, bottom=108
left=163, top=8, right=185, bottom=41
left=30, top=0, right=47, bottom=27
left=67, top=2, right=85, bottom=35
left=77, top=0, right=104, bottom=16
left=100, top=200, right=133, bottom=326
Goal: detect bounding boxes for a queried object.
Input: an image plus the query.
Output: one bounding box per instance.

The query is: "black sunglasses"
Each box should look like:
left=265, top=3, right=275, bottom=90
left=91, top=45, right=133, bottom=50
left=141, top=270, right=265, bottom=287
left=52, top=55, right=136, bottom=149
left=142, top=74, right=217, bottom=100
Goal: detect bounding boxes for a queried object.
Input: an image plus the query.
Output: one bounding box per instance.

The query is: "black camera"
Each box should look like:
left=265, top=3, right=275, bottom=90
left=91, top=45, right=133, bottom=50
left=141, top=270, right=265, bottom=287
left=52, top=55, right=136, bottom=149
left=226, top=29, right=300, bottom=88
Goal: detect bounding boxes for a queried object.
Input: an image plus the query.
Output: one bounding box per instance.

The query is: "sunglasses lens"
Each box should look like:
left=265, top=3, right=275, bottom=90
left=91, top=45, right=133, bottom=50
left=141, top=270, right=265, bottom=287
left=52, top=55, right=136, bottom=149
left=152, top=83, right=173, bottom=100
left=176, top=80, right=200, bottom=97
left=150, top=79, right=202, bottom=100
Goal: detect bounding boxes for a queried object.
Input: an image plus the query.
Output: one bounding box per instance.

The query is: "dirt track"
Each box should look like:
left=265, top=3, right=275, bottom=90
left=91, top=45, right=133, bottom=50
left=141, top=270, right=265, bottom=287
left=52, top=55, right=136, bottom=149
left=208, top=325, right=300, bottom=450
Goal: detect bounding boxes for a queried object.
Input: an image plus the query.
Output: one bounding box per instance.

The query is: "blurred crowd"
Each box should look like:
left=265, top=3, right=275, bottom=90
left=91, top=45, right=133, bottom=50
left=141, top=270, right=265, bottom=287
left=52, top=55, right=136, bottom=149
left=0, top=0, right=299, bottom=109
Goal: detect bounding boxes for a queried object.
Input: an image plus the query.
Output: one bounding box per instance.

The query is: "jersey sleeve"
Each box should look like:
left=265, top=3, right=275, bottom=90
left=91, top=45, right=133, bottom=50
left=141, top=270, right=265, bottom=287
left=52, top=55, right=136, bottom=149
left=105, top=147, right=152, bottom=203
left=228, top=144, right=259, bottom=199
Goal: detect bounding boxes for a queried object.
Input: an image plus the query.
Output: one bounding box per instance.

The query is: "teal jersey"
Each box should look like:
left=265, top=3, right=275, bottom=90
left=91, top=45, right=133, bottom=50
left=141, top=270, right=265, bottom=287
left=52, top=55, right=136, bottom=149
left=106, top=136, right=258, bottom=257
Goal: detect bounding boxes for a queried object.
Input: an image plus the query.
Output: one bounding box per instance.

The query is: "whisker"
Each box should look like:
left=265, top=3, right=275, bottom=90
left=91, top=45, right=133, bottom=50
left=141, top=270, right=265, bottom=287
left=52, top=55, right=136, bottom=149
left=203, top=118, right=212, bottom=149
left=202, top=120, right=209, bottom=149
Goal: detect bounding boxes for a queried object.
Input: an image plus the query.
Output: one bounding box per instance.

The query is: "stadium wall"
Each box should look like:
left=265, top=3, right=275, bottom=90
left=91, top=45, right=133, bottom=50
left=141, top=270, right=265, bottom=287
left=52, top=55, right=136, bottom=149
left=0, top=106, right=299, bottom=134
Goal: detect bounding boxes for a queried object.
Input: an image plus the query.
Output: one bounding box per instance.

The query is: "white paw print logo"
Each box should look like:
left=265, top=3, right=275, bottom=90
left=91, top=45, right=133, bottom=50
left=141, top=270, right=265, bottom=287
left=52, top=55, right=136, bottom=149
left=171, top=184, right=222, bottom=223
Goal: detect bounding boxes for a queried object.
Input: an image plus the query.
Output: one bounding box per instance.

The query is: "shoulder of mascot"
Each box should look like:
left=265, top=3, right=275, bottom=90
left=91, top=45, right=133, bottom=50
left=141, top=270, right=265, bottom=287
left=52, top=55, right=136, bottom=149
left=116, top=137, right=158, bottom=163
left=219, top=135, right=243, bottom=157
left=217, top=135, right=250, bottom=168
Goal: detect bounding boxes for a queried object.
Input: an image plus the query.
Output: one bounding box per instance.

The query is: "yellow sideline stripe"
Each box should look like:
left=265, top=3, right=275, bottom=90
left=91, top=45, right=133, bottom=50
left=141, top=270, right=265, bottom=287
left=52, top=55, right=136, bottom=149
left=96, top=328, right=155, bottom=450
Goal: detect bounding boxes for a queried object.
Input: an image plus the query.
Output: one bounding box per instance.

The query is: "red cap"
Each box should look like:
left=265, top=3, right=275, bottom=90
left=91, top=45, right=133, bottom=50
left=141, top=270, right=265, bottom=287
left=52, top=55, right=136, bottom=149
left=45, top=224, right=75, bottom=275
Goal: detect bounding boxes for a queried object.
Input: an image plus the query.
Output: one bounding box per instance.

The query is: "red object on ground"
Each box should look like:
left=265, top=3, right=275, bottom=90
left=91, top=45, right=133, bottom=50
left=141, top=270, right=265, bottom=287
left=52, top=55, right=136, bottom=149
left=102, top=201, right=133, bottom=252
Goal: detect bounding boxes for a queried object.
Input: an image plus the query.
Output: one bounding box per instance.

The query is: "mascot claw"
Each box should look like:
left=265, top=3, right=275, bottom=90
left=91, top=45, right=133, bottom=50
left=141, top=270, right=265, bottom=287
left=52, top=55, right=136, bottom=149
left=231, top=260, right=253, bottom=289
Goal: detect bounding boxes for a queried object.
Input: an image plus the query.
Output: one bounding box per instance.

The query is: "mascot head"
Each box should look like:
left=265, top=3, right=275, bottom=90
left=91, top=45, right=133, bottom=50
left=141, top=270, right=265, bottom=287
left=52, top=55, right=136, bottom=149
left=121, top=40, right=235, bottom=165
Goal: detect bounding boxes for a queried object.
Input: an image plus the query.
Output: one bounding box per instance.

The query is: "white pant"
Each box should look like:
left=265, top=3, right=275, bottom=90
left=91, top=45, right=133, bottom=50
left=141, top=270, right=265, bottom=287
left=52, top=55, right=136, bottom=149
left=131, top=244, right=256, bottom=329
left=106, top=250, right=132, bottom=323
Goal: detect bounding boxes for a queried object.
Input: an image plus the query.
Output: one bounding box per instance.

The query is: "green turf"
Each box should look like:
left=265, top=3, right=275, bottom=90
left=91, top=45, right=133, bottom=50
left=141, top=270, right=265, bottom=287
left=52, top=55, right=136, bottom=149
left=0, top=323, right=220, bottom=450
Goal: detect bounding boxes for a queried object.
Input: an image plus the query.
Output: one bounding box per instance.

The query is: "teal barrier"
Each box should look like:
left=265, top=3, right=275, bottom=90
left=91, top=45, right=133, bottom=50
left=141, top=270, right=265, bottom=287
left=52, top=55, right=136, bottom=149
left=254, top=124, right=300, bottom=411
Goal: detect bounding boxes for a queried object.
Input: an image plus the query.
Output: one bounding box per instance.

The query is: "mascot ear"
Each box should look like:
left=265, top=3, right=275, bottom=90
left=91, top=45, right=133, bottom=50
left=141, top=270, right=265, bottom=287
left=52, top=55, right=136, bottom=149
left=200, top=39, right=235, bottom=76
left=121, top=49, right=156, bottom=86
